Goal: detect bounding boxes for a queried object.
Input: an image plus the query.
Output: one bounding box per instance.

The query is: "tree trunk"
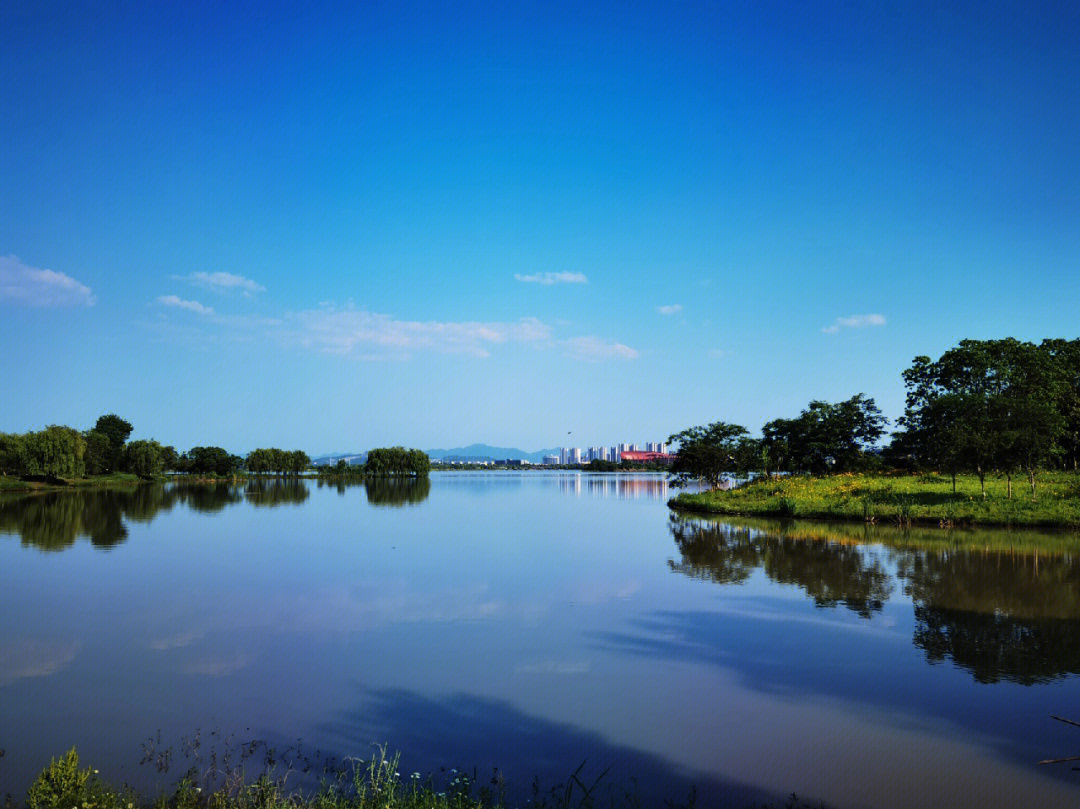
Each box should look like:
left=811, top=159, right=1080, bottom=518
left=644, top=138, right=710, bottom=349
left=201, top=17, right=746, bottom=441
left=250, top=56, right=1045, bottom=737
left=1006, top=473, right=1012, bottom=500
left=1029, top=468, right=1037, bottom=501
left=977, top=466, right=986, bottom=499
left=951, top=472, right=956, bottom=494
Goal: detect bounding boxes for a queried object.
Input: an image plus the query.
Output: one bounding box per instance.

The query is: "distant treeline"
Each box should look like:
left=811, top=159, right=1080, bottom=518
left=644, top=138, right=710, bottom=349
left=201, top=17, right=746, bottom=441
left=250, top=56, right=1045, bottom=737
left=319, top=446, right=430, bottom=477
left=670, top=338, right=1080, bottom=496
left=0, top=414, right=428, bottom=481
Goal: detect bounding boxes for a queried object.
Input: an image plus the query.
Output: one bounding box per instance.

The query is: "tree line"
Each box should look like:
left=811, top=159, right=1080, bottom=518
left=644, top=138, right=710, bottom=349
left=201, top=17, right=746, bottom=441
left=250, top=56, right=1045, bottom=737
left=0, top=414, right=311, bottom=481
left=669, top=337, right=1080, bottom=498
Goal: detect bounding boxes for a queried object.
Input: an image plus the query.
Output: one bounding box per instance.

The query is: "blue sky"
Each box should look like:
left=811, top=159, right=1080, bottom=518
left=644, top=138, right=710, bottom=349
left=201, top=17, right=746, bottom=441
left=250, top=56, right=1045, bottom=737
left=2, top=0, right=1079, bottom=454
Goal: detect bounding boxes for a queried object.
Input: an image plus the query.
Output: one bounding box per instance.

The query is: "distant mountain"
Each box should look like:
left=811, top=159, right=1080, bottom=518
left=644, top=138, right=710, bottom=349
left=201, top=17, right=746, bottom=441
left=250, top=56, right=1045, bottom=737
left=424, top=444, right=562, bottom=464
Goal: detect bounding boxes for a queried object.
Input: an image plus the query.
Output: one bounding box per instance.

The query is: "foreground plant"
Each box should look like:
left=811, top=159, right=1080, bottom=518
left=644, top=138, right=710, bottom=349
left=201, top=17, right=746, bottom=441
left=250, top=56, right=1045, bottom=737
left=12, top=747, right=823, bottom=809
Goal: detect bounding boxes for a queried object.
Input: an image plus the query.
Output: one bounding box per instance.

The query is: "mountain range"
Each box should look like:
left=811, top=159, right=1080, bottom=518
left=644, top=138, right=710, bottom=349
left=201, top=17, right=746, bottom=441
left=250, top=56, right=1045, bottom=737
left=424, top=444, right=562, bottom=463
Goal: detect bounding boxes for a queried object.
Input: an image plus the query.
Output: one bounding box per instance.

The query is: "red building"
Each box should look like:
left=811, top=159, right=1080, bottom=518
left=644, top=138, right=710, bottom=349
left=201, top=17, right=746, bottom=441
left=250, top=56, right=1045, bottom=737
left=620, top=450, right=675, bottom=465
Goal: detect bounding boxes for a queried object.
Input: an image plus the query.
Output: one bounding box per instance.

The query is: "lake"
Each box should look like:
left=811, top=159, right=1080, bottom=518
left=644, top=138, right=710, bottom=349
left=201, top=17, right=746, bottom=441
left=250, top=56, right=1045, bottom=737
left=2, top=472, right=1080, bottom=807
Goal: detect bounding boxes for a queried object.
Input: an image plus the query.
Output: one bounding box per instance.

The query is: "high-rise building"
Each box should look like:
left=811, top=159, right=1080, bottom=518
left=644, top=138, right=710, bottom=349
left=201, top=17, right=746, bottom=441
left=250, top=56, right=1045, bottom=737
left=543, top=454, right=560, bottom=466
left=568, top=447, right=582, bottom=464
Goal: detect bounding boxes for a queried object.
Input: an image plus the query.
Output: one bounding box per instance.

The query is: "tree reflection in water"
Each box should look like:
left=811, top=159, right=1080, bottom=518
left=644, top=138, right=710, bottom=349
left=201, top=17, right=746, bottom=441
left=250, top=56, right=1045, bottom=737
left=244, top=478, right=310, bottom=507
left=364, top=476, right=431, bottom=506
left=668, top=516, right=1080, bottom=684
left=669, top=517, right=893, bottom=617
left=0, top=483, right=240, bottom=551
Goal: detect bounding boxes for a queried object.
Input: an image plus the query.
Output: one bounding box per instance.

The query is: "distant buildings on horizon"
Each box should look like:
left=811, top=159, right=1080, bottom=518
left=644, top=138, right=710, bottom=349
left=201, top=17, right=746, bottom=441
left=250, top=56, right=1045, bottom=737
left=547, top=442, right=668, bottom=465
left=432, top=441, right=673, bottom=467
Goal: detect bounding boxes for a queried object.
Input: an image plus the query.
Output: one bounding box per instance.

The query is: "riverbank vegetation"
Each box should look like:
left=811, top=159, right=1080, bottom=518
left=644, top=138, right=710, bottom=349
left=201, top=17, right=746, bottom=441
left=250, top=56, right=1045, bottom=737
left=672, top=471, right=1080, bottom=527
left=13, top=747, right=815, bottom=809
left=0, top=413, right=437, bottom=491
left=668, top=338, right=1080, bottom=526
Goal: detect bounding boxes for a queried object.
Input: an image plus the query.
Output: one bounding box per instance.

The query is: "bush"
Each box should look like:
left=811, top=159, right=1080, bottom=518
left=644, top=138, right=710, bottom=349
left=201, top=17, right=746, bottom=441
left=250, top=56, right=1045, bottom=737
left=26, top=748, right=92, bottom=809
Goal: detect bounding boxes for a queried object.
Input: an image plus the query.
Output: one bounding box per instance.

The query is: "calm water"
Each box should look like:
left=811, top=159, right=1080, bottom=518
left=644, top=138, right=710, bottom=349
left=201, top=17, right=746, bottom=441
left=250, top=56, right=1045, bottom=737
left=3, top=472, right=1080, bottom=807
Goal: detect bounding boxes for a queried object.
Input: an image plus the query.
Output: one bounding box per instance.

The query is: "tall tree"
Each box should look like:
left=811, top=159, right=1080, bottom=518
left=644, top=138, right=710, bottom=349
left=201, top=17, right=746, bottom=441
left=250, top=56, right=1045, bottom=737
left=897, top=339, right=1065, bottom=498
left=762, top=394, right=885, bottom=475
left=122, top=440, right=165, bottom=478
left=21, top=426, right=87, bottom=479
left=93, top=414, right=133, bottom=453
left=667, top=422, right=749, bottom=488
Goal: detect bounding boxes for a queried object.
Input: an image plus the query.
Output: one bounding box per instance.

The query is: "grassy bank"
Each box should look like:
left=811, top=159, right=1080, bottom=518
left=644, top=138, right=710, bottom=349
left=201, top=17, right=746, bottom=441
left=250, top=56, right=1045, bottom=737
left=670, top=472, right=1080, bottom=528
left=11, top=748, right=817, bottom=809
left=0, top=472, right=150, bottom=492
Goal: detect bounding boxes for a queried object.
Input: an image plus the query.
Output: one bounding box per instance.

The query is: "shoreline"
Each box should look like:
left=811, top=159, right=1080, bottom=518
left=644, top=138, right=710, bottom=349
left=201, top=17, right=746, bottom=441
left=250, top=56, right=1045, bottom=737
left=668, top=472, right=1080, bottom=530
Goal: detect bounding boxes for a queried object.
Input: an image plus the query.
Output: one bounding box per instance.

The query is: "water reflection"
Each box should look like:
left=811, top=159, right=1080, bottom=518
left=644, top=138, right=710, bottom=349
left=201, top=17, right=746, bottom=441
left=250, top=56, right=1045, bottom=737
left=668, top=516, right=1080, bottom=683
left=245, top=479, right=311, bottom=507
left=0, top=486, right=175, bottom=551
left=560, top=475, right=669, bottom=500
left=364, top=477, right=431, bottom=507
left=0, top=484, right=241, bottom=550
left=669, top=518, right=893, bottom=617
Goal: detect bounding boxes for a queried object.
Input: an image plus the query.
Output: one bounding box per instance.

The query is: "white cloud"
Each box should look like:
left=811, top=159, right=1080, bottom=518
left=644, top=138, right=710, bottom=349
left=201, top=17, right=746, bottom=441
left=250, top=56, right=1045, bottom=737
left=559, top=336, right=639, bottom=361
left=0, top=255, right=96, bottom=307
left=286, top=305, right=551, bottom=358
left=174, top=271, right=266, bottom=295
left=822, top=313, right=886, bottom=334
left=708, top=348, right=730, bottom=358
left=658, top=304, right=683, bottom=316
left=514, top=272, right=588, bottom=285
left=158, top=295, right=215, bottom=315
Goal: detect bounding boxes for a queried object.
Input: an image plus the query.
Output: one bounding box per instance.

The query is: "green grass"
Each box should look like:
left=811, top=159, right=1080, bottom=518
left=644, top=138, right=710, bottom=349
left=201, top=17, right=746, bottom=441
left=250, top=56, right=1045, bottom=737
left=11, top=747, right=820, bottom=809
left=670, top=471, right=1080, bottom=528
left=0, top=472, right=151, bottom=492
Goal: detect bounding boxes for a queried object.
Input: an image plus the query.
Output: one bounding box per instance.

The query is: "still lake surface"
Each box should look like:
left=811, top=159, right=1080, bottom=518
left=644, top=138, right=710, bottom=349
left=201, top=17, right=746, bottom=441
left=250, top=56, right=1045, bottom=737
left=3, top=472, right=1080, bottom=807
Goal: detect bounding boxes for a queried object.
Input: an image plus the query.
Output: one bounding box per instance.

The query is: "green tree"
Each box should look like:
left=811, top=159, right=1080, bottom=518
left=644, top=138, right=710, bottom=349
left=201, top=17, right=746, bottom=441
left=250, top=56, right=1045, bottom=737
left=897, top=339, right=1065, bottom=498
left=286, top=449, right=310, bottom=474
left=365, top=447, right=430, bottom=476
left=184, top=446, right=240, bottom=476
left=121, top=439, right=165, bottom=478
left=21, top=426, right=87, bottom=479
left=160, top=445, right=179, bottom=472
left=93, top=413, right=132, bottom=461
left=82, top=430, right=112, bottom=476
left=762, top=394, right=886, bottom=475
left=667, top=421, right=749, bottom=488
left=0, top=432, right=25, bottom=475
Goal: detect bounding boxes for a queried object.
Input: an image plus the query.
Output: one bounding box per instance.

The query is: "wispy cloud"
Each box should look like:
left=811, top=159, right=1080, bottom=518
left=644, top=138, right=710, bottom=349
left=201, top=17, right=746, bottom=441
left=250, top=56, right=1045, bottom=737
left=822, top=313, right=886, bottom=334
left=148, top=297, right=638, bottom=363
left=657, top=304, right=682, bottom=316
left=514, top=272, right=588, bottom=285
left=158, top=295, right=215, bottom=315
left=0, top=639, right=81, bottom=686
left=559, top=336, right=638, bottom=362
left=174, top=271, right=266, bottom=295
left=285, top=305, right=551, bottom=358
left=0, top=255, right=96, bottom=307
left=707, top=348, right=730, bottom=358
